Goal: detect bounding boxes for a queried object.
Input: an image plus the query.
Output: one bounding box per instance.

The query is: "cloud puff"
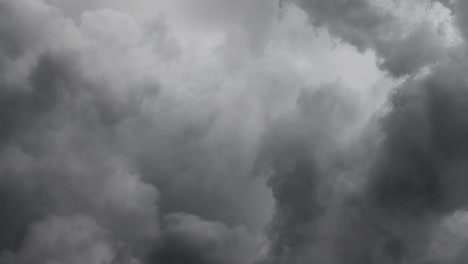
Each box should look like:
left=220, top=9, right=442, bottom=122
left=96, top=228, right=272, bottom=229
left=151, top=213, right=262, bottom=264
left=0, top=215, right=116, bottom=264
left=296, top=0, right=452, bottom=76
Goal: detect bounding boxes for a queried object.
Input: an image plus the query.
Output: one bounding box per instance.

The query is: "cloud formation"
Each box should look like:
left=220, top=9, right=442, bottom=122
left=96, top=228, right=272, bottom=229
left=2, top=0, right=468, bottom=263
left=296, top=0, right=452, bottom=76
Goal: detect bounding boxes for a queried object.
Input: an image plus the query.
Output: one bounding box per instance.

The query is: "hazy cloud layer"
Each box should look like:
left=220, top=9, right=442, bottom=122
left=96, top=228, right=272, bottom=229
left=2, top=0, right=468, bottom=263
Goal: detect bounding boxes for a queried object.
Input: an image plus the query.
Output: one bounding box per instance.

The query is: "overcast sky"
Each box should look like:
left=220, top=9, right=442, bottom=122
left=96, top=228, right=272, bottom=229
left=1, top=0, right=468, bottom=263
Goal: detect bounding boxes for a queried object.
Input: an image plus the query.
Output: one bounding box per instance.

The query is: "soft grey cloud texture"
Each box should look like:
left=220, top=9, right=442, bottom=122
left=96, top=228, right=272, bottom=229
left=1, top=0, right=468, bottom=263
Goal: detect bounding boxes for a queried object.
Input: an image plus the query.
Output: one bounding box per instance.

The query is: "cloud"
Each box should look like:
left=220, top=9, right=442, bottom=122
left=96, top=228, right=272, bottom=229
left=150, top=213, right=262, bottom=264
left=0, top=51, right=160, bottom=260
left=295, top=0, right=452, bottom=76
left=255, top=82, right=384, bottom=263
left=7, top=0, right=468, bottom=263
left=0, top=215, right=116, bottom=264
left=425, top=210, right=468, bottom=263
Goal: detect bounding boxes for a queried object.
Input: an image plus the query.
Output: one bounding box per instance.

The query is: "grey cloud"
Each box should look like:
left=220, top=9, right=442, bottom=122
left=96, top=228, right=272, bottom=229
left=162, top=0, right=279, bottom=55
left=295, top=0, right=448, bottom=77
left=258, top=60, right=468, bottom=263
left=437, top=0, right=468, bottom=43
left=296, top=0, right=393, bottom=51
left=150, top=213, right=261, bottom=264
left=0, top=2, right=161, bottom=259
left=357, top=58, right=468, bottom=263
left=255, top=35, right=468, bottom=263
left=0, top=51, right=160, bottom=260
left=5, top=0, right=468, bottom=263
left=255, top=83, right=383, bottom=263
left=0, top=0, right=275, bottom=263
left=376, top=23, right=446, bottom=77
left=368, top=59, right=468, bottom=215
left=0, top=215, right=116, bottom=264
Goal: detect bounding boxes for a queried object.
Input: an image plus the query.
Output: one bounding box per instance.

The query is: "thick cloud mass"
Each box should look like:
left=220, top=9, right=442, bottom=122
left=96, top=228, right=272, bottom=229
left=296, top=0, right=450, bottom=77
left=2, top=0, right=468, bottom=263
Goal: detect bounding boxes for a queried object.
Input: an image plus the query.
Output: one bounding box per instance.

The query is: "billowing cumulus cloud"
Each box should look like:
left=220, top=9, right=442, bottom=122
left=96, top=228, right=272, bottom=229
left=0, top=215, right=117, bottom=264
left=151, top=213, right=262, bottom=264
left=295, top=0, right=453, bottom=76
left=3, top=0, right=468, bottom=263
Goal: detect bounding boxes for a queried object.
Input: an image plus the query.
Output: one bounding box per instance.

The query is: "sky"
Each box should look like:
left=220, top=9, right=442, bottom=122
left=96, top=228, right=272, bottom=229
left=1, top=0, right=468, bottom=263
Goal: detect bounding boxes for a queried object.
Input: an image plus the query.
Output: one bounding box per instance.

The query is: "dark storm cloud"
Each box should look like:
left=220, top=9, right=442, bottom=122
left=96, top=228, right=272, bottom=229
left=252, top=1, right=468, bottom=263
left=0, top=1, right=159, bottom=260
left=5, top=0, right=468, bottom=263
left=0, top=215, right=117, bottom=264
left=369, top=59, right=468, bottom=213
left=0, top=50, right=160, bottom=260
left=351, top=57, right=468, bottom=263
left=258, top=34, right=468, bottom=264
left=295, top=0, right=447, bottom=77
left=0, top=52, right=92, bottom=250
left=296, top=0, right=393, bottom=51
left=259, top=62, right=468, bottom=263
left=255, top=83, right=384, bottom=263
left=0, top=0, right=268, bottom=263
left=0, top=53, right=71, bottom=252
left=0, top=0, right=46, bottom=59
left=150, top=213, right=260, bottom=264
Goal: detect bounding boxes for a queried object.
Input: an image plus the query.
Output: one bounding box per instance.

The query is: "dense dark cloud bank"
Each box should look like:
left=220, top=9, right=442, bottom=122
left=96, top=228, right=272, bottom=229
left=2, top=0, right=468, bottom=263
